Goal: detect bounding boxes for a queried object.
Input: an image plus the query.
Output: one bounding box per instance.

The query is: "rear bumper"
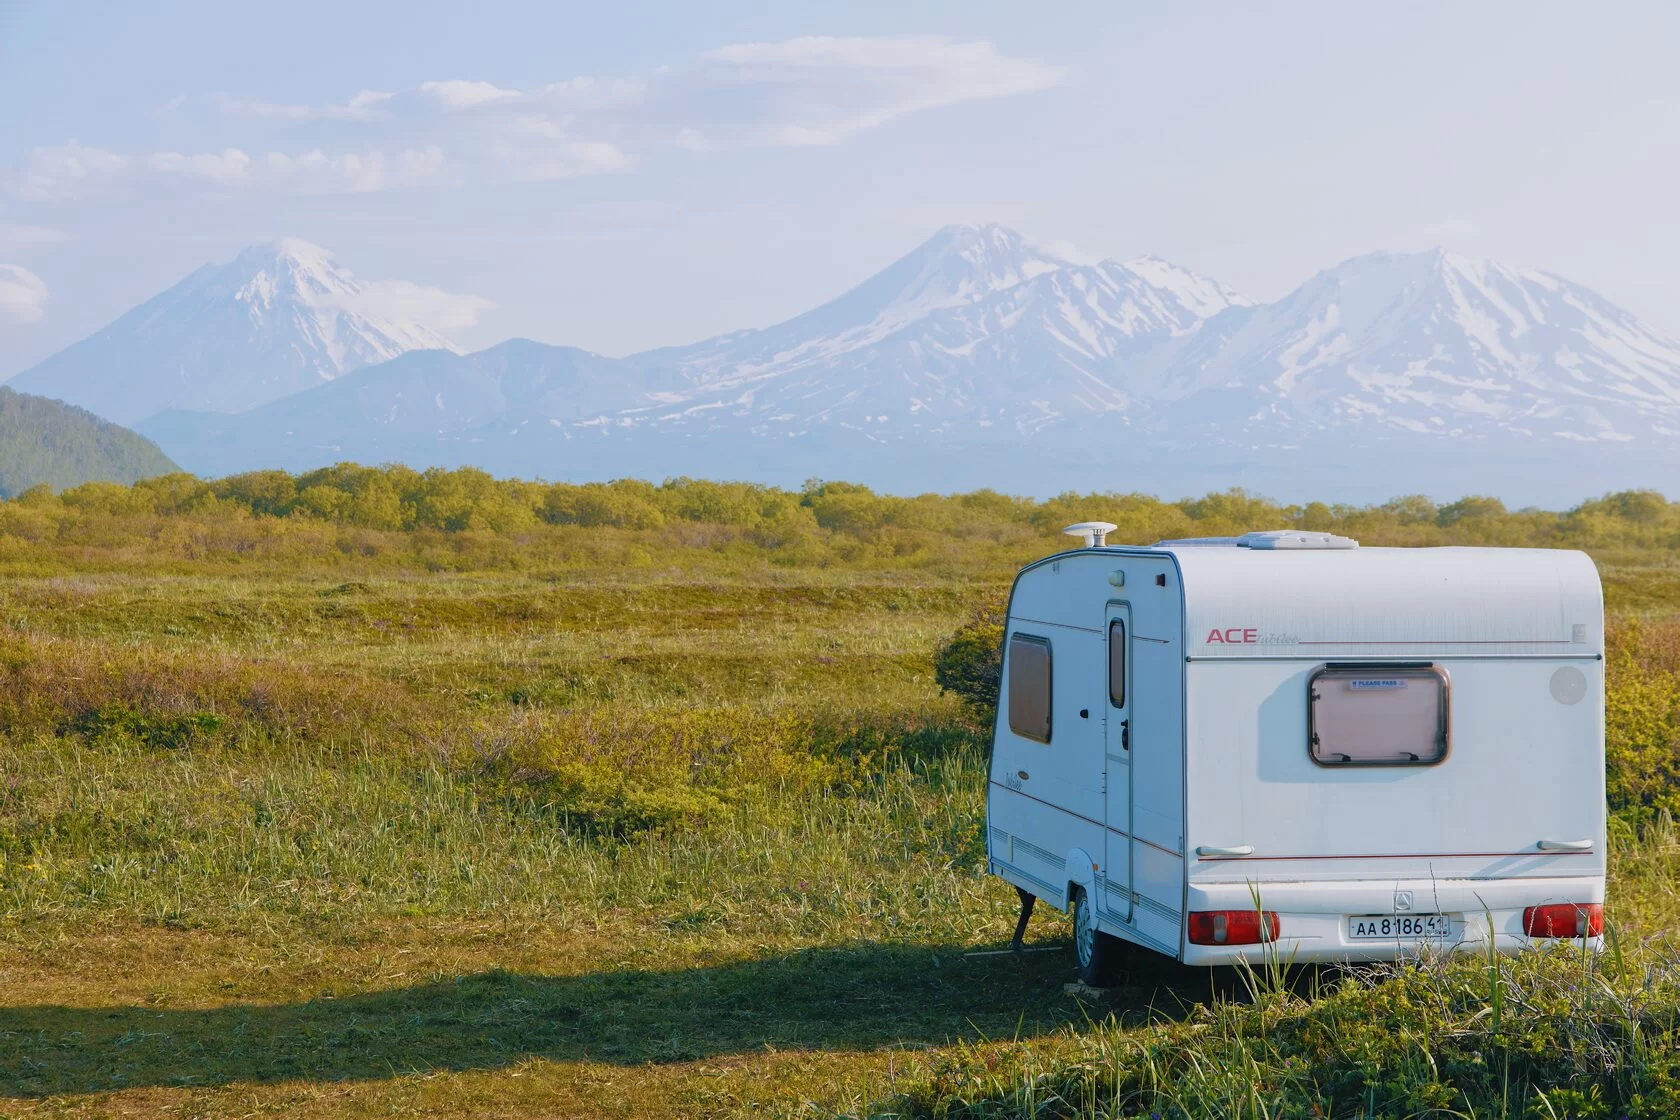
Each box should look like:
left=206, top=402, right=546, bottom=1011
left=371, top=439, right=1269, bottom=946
left=1181, top=874, right=1606, bottom=966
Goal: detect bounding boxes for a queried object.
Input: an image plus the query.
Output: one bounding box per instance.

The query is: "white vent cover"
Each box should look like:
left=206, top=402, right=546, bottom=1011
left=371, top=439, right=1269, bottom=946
left=1062, top=521, right=1119, bottom=548
left=1238, top=530, right=1358, bottom=550
left=1154, top=530, right=1359, bottom=550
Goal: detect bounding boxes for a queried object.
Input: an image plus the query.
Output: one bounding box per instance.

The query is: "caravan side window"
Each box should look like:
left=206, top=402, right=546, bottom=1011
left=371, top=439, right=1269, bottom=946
left=1309, top=665, right=1449, bottom=766
left=1108, top=620, right=1126, bottom=707
left=1007, top=634, right=1053, bottom=743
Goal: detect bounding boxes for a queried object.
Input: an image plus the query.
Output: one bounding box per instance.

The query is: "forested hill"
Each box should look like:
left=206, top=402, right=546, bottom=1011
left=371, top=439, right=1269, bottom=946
left=0, top=387, right=178, bottom=496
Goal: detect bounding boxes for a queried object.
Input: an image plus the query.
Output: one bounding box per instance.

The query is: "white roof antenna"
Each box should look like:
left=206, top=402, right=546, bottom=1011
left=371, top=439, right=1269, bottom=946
left=1062, top=521, right=1119, bottom=548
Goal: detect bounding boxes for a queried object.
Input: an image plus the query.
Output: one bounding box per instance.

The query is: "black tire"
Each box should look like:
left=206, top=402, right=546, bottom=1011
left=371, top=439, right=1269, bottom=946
left=1071, top=887, right=1127, bottom=987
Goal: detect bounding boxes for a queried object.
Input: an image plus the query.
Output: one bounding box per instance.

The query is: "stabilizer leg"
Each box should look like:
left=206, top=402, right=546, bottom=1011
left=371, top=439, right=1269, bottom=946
left=1010, top=886, right=1036, bottom=952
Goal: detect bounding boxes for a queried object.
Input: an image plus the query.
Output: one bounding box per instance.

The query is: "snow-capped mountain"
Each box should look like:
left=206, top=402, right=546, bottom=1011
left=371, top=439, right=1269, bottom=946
left=71, top=224, right=1680, bottom=501
left=1142, top=248, right=1680, bottom=445
left=9, top=239, right=458, bottom=425
left=1122, top=255, right=1251, bottom=321
left=627, top=224, right=1250, bottom=437
left=645, top=224, right=1092, bottom=382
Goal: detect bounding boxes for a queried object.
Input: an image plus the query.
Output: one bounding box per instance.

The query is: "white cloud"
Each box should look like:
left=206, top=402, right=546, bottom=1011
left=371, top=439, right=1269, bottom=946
left=530, top=77, right=648, bottom=111
left=148, top=147, right=254, bottom=187
left=13, top=142, right=129, bottom=200
left=0, top=264, right=48, bottom=325
left=15, top=144, right=450, bottom=197
left=489, top=139, right=633, bottom=182
left=416, top=77, right=646, bottom=113
left=256, top=147, right=450, bottom=193
left=343, top=279, right=494, bottom=331
left=0, top=224, right=68, bottom=249
left=674, top=127, right=710, bottom=153
left=13, top=36, right=1062, bottom=197
left=419, top=79, right=522, bottom=110
left=1040, top=238, right=1103, bottom=265
left=696, top=35, right=1067, bottom=145
left=215, top=90, right=394, bottom=122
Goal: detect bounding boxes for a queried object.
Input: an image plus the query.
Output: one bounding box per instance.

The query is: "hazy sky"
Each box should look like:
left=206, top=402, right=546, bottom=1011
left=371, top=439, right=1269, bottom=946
left=2, top=0, right=1677, bottom=375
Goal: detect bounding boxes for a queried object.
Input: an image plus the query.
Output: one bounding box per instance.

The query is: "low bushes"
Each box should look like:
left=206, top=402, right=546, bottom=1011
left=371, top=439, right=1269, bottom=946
left=70, top=705, right=227, bottom=751
left=1607, top=618, right=1680, bottom=820
left=886, top=941, right=1680, bottom=1118
left=0, top=632, right=423, bottom=749
left=475, top=707, right=979, bottom=838
left=11, top=469, right=1680, bottom=577
left=932, top=590, right=1007, bottom=715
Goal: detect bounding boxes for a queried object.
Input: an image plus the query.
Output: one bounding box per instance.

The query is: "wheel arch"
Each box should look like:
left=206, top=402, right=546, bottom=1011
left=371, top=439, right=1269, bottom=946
left=1064, top=846, right=1097, bottom=909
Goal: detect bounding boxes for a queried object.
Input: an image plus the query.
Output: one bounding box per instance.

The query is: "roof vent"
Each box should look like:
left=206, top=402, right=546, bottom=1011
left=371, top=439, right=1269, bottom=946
left=1152, top=536, right=1240, bottom=548
left=1153, top=530, right=1359, bottom=550
left=1237, top=530, right=1358, bottom=550
left=1062, top=521, right=1118, bottom=548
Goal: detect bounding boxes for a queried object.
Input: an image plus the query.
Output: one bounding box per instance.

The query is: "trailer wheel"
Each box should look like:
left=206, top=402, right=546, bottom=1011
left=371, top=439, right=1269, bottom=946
left=1071, top=887, right=1124, bottom=987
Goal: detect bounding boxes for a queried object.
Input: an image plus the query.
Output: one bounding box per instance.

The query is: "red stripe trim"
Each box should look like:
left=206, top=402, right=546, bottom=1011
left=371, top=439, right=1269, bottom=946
left=1293, top=639, right=1573, bottom=646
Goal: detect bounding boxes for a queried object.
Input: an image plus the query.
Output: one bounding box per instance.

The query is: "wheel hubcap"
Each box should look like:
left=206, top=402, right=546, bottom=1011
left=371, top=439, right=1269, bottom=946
left=1075, top=895, right=1094, bottom=966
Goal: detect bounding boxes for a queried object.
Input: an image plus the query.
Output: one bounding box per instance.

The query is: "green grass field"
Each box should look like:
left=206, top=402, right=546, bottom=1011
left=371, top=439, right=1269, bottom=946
left=2, top=473, right=1680, bottom=1117
left=0, top=563, right=1059, bottom=1116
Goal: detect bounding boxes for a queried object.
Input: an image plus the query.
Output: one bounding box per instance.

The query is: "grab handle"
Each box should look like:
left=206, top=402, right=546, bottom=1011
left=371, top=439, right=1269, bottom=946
left=1537, top=838, right=1593, bottom=852
left=1195, top=844, right=1254, bottom=858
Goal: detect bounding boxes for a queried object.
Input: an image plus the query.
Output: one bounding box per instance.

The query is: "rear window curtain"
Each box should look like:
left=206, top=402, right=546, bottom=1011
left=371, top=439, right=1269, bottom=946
left=1008, top=634, right=1052, bottom=743
left=1309, top=665, right=1449, bottom=765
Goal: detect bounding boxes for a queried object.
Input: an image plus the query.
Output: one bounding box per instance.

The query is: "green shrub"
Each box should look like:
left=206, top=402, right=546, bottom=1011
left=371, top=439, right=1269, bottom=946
left=492, top=759, right=732, bottom=839
left=933, top=590, right=1008, bottom=715
left=70, top=704, right=227, bottom=750
left=474, top=706, right=977, bottom=839
left=1606, top=618, right=1680, bottom=819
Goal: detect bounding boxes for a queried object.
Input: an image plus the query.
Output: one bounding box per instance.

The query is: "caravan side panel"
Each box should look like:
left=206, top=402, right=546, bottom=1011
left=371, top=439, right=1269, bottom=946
left=1116, top=556, right=1186, bottom=954
left=988, top=597, right=1106, bottom=913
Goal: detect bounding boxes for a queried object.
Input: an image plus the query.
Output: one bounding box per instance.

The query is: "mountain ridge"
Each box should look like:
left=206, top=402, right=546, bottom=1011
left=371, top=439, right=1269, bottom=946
left=1134, top=247, right=1680, bottom=446
left=8, top=239, right=459, bottom=425
left=21, top=224, right=1680, bottom=501
left=0, top=387, right=178, bottom=496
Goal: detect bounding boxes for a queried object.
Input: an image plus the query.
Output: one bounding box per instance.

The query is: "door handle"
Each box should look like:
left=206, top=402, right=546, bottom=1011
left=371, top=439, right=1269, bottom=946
left=1537, top=838, right=1593, bottom=852
left=1120, top=719, right=1130, bottom=750
left=1195, top=844, right=1254, bottom=858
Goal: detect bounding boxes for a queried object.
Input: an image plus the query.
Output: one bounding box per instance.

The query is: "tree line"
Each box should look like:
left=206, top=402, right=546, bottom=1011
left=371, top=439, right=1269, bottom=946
left=1, top=464, right=1676, bottom=569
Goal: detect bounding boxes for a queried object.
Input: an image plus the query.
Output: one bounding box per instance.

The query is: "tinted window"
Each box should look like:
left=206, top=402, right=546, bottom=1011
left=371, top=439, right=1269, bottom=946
left=1309, top=665, right=1449, bottom=766
left=1108, top=619, right=1126, bottom=707
left=1007, top=634, right=1052, bottom=743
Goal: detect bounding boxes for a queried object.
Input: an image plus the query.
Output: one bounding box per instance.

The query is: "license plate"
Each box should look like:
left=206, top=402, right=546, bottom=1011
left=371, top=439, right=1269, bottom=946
left=1347, top=914, right=1452, bottom=940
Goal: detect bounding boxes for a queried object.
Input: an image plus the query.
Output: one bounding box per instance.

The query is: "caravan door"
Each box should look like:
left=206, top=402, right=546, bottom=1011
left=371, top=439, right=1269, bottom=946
left=1104, top=604, right=1133, bottom=921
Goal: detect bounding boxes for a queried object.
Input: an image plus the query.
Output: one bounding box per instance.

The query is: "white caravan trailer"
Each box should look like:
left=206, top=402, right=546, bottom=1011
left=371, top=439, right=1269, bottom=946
left=986, top=525, right=1606, bottom=981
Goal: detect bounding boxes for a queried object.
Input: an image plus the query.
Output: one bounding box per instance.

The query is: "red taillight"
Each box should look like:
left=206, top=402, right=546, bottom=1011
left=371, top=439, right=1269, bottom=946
left=1522, top=903, right=1603, bottom=939
left=1187, top=910, right=1280, bottom=945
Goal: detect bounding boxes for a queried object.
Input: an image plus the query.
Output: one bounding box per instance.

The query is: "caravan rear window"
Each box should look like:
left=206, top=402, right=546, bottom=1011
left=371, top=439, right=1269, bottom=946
left=1309, top=665, right=1449, bottom=766
left=1007, top=634, right=1052, bottom=743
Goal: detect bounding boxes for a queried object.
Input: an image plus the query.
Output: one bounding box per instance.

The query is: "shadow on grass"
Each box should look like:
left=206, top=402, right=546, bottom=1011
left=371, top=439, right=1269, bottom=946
left=0, top=940, right=1218, bottom=1096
